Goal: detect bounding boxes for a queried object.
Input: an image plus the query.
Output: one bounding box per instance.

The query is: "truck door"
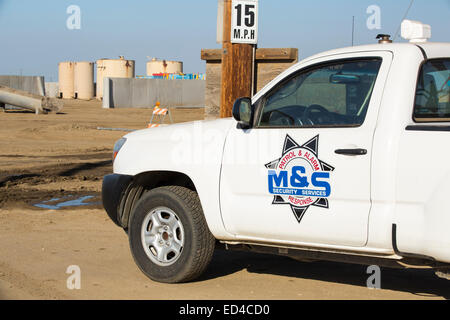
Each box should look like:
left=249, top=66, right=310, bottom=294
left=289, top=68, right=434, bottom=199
left=220, top=52, right=392, bottom=247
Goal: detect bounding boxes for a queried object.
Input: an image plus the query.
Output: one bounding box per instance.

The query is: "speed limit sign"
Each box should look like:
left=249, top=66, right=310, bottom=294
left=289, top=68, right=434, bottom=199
left=231, top=0, right=258, bottom=44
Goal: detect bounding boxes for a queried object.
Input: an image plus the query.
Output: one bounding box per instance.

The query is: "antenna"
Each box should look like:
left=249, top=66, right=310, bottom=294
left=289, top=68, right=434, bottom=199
left=351, top=16, right=355, bottom=46
left=394, top=0, right=415, bottom=40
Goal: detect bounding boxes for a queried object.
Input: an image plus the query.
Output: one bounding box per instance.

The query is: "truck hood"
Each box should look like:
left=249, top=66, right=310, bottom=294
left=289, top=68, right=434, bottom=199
left=114, top=117, right=235, bottom=175
left=124, top=118, right=235, bottom=141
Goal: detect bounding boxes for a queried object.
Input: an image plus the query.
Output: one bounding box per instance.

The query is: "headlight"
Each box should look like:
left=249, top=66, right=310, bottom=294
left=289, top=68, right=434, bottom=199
left=113, top=138, right=127, bottom=162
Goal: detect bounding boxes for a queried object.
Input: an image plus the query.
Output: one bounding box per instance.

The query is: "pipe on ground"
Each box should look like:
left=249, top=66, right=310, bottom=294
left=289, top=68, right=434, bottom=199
left=0, top=85, right=63, bottom=114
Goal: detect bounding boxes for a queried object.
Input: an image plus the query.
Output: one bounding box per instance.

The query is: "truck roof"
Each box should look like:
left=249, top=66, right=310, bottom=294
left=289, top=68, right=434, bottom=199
left=303, top=42, right=450, bottom=62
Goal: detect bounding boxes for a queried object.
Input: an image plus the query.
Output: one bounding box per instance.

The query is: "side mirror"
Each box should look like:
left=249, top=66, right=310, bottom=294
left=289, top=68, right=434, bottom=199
left=232, top=97, right=253, bottom=129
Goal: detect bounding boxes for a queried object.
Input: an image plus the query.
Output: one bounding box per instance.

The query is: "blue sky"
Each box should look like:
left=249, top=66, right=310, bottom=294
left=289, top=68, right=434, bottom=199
left=0, top=0, right=449, bottom=81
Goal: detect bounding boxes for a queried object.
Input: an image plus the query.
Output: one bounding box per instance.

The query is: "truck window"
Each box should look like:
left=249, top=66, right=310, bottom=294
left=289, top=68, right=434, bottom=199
left=414, top=59, right=450, bottom=122
left=257, top=58, right=382, bottom=128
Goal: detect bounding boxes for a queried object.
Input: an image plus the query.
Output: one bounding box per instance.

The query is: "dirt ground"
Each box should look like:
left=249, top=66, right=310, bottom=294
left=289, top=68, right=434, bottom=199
left=0, top=100, right=448, bottom=300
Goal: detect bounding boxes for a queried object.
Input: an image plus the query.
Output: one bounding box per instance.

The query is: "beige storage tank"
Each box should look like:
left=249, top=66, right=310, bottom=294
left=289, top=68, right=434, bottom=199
left=146, top=58, right=183, bottom=76
left=74, top=61, right=94, bottom=100
left=58, top=62, right=75, bottom=99
left=96, top=56, right=135, bottom=100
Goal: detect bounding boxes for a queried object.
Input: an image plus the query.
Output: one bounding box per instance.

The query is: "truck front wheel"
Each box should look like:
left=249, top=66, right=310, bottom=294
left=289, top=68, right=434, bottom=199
left=128, top=186, right=215, bottom=283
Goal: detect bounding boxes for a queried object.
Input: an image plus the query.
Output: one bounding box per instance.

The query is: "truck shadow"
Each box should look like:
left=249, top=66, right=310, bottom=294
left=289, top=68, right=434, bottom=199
left=58, top=160, right=111, bottom=177
left=201, top=249, right=450, bottom=299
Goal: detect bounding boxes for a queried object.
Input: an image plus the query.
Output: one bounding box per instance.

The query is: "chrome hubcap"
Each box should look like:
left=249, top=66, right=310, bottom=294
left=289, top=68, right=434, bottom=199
left=141, top=207, right=185, bottom=266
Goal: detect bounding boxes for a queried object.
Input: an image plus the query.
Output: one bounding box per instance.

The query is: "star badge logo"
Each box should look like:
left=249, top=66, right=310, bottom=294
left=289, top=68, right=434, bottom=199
left=265, top=135, right=334, bottom=223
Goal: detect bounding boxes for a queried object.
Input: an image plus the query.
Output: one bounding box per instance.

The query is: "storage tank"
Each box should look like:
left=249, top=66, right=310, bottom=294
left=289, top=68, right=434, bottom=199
left=96, top=56, right=135, bottom=100
left=58, top=62, right=75, bottom=99
left=146, top=58, right=183, bottom=76
left=74, top=61, right=94, bottom=100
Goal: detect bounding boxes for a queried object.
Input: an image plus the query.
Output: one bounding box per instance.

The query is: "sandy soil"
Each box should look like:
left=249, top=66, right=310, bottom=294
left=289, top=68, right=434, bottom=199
left=0, top=100, right=448, bottom=300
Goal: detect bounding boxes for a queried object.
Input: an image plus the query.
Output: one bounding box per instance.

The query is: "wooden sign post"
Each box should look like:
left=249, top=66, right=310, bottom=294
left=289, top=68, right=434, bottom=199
left=220, top=0, right=257, bottom=118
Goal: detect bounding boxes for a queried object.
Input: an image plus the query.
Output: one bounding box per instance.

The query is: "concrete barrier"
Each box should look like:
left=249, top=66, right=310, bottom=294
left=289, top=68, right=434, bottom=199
left=103, top=77, right=205, bottom=109
left=45, top=82, right=59, bottom=98
left=0, top=75, right=45, bottom=96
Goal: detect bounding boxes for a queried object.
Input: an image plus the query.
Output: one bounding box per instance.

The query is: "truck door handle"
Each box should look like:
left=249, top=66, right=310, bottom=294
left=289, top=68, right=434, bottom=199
left=335, top=148, right=367, bottom=156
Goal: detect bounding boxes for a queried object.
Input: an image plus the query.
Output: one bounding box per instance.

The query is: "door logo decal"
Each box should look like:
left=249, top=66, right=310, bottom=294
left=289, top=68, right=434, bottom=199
left=265, top=135, right=334, bottom=223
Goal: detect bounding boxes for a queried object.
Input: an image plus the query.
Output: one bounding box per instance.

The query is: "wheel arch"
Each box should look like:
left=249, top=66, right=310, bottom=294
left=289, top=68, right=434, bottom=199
left=118, top=170, right=198, bottom=229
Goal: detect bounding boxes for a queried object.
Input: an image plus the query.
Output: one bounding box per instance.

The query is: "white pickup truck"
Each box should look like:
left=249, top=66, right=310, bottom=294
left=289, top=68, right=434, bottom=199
left=102, top=21, right=450, bottom=283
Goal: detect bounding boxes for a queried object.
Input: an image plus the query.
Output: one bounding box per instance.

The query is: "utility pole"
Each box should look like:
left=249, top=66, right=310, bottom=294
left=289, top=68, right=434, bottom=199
left=220, top=0, right=253, bottom=118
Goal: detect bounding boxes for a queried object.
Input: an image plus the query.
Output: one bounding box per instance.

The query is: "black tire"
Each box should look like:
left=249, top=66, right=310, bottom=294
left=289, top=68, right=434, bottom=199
left=128, top=186, right=215, bottom=283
